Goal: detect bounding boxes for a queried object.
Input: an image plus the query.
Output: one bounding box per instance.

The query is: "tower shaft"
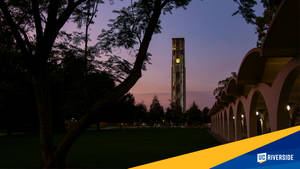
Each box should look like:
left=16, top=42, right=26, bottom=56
left=171, top=38, right=186, bottom=112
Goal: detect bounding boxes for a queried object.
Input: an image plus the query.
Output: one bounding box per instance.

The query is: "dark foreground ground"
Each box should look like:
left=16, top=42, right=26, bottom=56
left=0, top=128, right=220, bottom=168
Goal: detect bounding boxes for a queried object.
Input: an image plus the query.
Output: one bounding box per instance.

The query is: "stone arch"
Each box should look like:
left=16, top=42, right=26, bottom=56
left=223, top=110, right=229, bottom=141
left=214, top=115, right=217, bottom=133
left=228, top=106, right=235, bottom=141
left=219, top=113, right=222, bottom=136
left=216, top=115, right=218, bottom=133
left=266, top=57, right=300, bottom=130
left=225, top=77, right=238, bottom=97
left=214, top=115, right=217, bottom=134
left=249, top=90, right=271, bottom=137
left=220, top=112, right=224, bottom=137
left=277, top=66, right=300, bottom=129
left=236, top=102, right=247, bottom=140
left=212, top=115, right=215, bottom=133
left=217, top=113, right=219, bottom=136
left=237, top=48, right=265, bottom=96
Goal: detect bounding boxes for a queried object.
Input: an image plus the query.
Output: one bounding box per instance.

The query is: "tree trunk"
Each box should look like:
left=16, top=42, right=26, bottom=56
left=32, top=74, right=55, bottom=169
left=51, top=151, right=68, bottom=169
left=33, top=75, right=69, bottom=168
left=31, top=1, right=163, bottom=168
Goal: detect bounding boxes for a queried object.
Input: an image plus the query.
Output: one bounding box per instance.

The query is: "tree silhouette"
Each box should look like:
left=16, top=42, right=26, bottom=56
left=135, top=103, right=148, bottom=125
left=202, top=107, right=211, bottom=123
left=0, top=0, right=192, bottom=167
left=186, top=102, right=202, bottom=126
left=166, top=102, right=184, bottom=127
left=149, top=95, right=164, bottom=126
left=213, top=72, right=236, bottom=101
left=233, top=0, right=282, bottom=47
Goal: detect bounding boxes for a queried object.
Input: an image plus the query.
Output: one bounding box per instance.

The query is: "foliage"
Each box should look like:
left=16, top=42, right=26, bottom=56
left=97, top=0, right=191, bottom=71
left=186, top=102, right=202, bottom=126
left=202, top=107, right=211, bottom=123
left=165, top=102, right=184, bottom=126
left=149, top=95, right=164, bottom=125
left=213, top=72, right=236, bottom=100
left=103, top=93, right=137, bottom=124
left=134, top=102, right=148, bottom=124
left=233, top=0, right=282, bottom=47
left=185, top=103, right=210, bottom=126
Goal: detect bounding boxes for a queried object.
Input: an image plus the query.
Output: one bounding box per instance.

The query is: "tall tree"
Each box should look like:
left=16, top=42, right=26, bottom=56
left=166, top=102, right=184, bottom=126
left=0, top=0, right=192, bottom=168
left=233, top=0, right=282, bottom=47
left=135, top=102, right=148, bottom=125
left=149, top=95, right=164, bottom=125
left=202, top=107, right=210, bottom=123
left=186, top=102, right=202, bottom=126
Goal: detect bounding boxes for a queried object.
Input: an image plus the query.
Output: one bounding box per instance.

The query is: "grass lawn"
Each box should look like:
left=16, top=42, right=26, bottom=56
left=0, top=128, right=220, bottom=168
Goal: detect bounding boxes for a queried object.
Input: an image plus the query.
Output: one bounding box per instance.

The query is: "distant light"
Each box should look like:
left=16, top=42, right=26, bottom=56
left=233, top=116, right=235, bottom=120
left=287, top=105, right=291, bottom=111
left=241, top=114, right=244, bottom=118
left=256, top=111, right=259, bottom=116
left=176, top=58, right=181, bottom=64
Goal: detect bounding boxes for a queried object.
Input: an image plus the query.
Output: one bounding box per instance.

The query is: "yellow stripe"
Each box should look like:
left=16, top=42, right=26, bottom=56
left=131, top=126, right=300, bottom=169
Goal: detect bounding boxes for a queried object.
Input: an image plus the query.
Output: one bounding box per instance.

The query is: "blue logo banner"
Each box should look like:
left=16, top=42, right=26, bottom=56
left=213, top=131, right=300, bottom=169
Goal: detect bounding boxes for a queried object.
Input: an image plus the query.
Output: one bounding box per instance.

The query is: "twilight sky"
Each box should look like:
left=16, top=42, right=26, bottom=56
left=64, top=0, right=262, bottom=110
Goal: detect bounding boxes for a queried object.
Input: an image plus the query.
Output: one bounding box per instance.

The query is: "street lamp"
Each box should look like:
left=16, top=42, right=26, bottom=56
left=241, top=114, right=244, bottom=118
left=256, top=111, right=259, bottom=116
left=287, top=105, right=291, bottom=111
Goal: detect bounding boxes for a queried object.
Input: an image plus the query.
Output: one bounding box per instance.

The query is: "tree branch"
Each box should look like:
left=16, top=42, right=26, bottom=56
left=46, top=0, right=59, bottom=28
left=41, top=0, right=85, bottom=58
left=161, top=0, right=171, bottom=9
left=55, top=0, right=164, bottom=157
left=111, top=0, right=162, bottom=97
left=32, top=0, right=44, bottom=43
left=87, top=0, right=99, bottom=26
left=43, top=0, right=60, bottom=48
left=0, top=0, right=31, bottom=57
left=130, top=0, right=142, bottom=44
left=56, top=0, right=86, bottom=32
left=17, top=24, right=33, bottom=54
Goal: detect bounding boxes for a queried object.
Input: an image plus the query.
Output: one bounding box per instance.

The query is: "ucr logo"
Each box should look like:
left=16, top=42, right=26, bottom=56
left=257, top=153, right=267, bottom=163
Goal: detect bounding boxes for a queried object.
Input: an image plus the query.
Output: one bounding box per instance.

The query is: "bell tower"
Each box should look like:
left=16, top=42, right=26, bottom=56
left=171, top=38, right=186, bottom=112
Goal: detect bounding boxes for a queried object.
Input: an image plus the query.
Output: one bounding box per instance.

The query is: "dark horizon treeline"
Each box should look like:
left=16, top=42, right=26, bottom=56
left=99, top=95, right=211, bottom=128
left=0, top=54, right=210, bottom=135
left=0, top=74, right=211, bottom=135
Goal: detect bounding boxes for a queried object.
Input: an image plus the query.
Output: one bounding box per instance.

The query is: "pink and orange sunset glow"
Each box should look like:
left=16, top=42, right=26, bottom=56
left=64, top=0, right=262, bottom=109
